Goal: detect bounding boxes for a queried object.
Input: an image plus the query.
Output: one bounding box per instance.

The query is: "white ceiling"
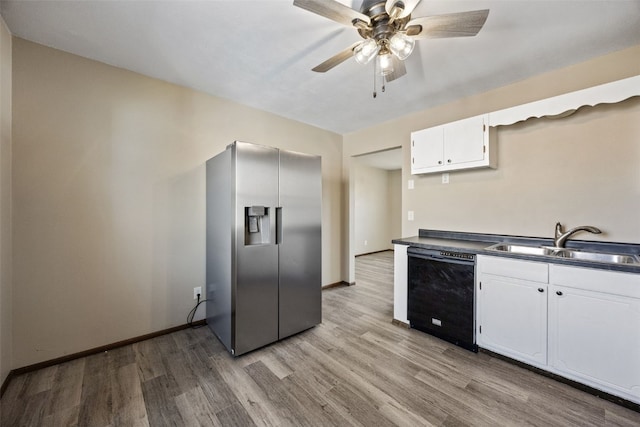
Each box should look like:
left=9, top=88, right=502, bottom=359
left=2, top=0, right=639, bottom=134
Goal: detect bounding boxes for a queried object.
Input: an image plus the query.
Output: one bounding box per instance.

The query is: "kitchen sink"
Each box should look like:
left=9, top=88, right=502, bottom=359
left=486, top=243, right=640, bottom=265
left=486, top=244, right=556, bottom=256
left=555, top=250, right=640, bottom=264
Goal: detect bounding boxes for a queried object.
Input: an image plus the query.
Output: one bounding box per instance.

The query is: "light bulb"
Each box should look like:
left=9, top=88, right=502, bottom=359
left=377, top=53, right=394, bottom=76
left=389, top=32, right=415, bottom=60
left=354, top=39, right=380, bottom=65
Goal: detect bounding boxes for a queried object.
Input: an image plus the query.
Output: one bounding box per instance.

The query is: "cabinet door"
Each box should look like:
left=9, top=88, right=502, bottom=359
left=477, top=274, right=547, bottom=366
left=549, top=285, right=640, bottom=402
left=443, top=115, right=486, bottom=166
left=411, top=126, right=444, bottom=171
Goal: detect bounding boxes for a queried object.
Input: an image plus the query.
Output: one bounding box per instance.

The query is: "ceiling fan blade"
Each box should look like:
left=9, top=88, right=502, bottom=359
left=294, top=0, right=371, bottom=27
left=407, top=9, right=489, bottom=39
left=385, top=56, right=407, bottom=82
left=311, top=42, right=361, bottom=73
left=385, top=0, right=423, bottom=20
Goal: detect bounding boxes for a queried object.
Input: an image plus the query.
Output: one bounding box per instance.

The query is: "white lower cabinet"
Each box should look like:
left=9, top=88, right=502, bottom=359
left=477, top=256, right=640, bottom=404
left=477, top=257, right=548, bottom=367
left=548, top=266, right=640, bottom=404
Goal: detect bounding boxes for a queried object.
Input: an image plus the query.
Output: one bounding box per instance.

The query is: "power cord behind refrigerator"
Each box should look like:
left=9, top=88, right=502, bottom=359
left=187, top=293, right=208, bottom=328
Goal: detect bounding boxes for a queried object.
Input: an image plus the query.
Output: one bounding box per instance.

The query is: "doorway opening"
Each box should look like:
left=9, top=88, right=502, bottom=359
left=352, top=147, right=402, bottom=260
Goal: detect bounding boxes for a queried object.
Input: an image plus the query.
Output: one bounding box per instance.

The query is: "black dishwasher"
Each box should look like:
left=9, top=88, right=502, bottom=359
left=407, top=247, right=477, bottom=352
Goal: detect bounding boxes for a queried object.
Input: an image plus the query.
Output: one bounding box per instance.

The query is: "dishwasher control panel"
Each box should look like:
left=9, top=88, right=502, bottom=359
left=440, top=251, right=475, bottom=261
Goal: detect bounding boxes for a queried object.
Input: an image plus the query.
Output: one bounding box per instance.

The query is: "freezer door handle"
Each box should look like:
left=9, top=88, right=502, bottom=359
left=276, top=207, right=283, bottom=244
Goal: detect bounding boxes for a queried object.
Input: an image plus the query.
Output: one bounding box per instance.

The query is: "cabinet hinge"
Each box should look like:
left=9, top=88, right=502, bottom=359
left=479, top=325, right=482, bottom=334
left=483, top=145, right=486, bottom=153
left=412, top=157, right=414, bottom=164
left=479, top=282, right=482, bottom=290
left=412, top=140, right=414, bottom=147
left=483, top=124, right=486, bottom=132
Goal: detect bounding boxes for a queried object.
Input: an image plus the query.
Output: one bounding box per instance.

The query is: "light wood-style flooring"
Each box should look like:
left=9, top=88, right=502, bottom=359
left=2, top=251, right=640, bottom=426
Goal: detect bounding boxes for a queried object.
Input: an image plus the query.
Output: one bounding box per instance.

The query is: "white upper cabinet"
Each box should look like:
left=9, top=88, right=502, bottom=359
left=411, top=114, right=496, bottom=175
left=444, top=115, right=487, bottom=165
left=411, top=125, right=443, bottom=170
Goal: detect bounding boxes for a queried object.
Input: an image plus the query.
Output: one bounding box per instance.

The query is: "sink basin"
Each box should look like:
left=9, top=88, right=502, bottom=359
left=555, top=250, right=640, bottom=265
left=486, top=243, right=640, bottom=265
left=487, top=243, right=556, bottom=256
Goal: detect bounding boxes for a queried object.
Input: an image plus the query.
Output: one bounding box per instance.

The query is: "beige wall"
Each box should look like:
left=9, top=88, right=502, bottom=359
left=0, top=17, right=12, bottom=386
left=353, top=161, right=391, bottom=255
left=407, top=98, right=640, bottom=239
left=12, top=38, right=343, bottom=368
left=343, top=44, right=640, bottom=282
left=387, top=169, right=401, bottom=243
left=7, top=34, right=640, bottom=370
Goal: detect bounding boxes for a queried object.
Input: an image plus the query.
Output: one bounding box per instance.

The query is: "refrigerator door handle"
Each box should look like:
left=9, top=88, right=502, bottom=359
left=276, top=207, right=283, bottom=245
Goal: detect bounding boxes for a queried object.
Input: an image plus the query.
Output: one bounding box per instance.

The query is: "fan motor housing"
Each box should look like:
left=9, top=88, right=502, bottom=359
left=358, top=1, right=410, bottom=41
left=360, top=1, right=388, bottom=18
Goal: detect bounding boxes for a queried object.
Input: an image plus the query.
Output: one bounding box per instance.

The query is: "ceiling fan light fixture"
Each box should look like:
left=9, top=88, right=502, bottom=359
left=389, top=32, right=415, bottom=60
left=377, top=52, right=394, bottom=76
left=354, top=39, right=380, bottom=65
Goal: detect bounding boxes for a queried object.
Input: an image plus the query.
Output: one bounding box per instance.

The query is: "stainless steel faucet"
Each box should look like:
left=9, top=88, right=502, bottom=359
left=554, top=222, right=602, bottom=248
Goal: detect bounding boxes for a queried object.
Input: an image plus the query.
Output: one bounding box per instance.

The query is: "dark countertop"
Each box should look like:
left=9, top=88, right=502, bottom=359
left=392, top=229, right=640, bottom=274
left=392, top=236, right=493, bottom=252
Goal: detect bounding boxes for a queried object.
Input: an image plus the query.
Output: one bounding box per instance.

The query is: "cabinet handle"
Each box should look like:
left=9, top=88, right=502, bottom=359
left=538, top=288, right=544, bottom=293
left=447, top=159, right=452, bottom=163
left=438, top=160, right=442, bottom=165
left=556, top=291, right=563, bottom=296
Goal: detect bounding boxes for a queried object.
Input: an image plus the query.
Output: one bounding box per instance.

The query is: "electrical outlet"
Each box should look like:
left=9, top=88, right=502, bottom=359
left=193, top=286, right=202, bottom=300
left=442, top=173, right=449, bottom=184
left=408, top=211, right=414, bottom=221
left=364, top=240, right=368, bottom=246
left=408, top=179, right=414, bottom=190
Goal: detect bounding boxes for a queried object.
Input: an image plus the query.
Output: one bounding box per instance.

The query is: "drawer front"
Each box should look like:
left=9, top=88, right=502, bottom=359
left=550, top=264, right=640, bottom=298
left=478, top=255, right=548, bottom=283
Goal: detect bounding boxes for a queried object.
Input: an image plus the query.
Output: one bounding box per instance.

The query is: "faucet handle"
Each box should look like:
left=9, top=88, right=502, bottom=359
left=555, top=222, right=563, bottom=238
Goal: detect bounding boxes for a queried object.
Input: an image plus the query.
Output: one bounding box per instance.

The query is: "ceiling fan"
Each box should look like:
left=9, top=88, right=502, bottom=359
left=293, top=0, right=489, bottom=92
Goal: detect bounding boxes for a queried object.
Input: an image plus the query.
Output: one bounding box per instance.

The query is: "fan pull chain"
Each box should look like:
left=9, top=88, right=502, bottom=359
left=372, top=59, right=377, bottom=98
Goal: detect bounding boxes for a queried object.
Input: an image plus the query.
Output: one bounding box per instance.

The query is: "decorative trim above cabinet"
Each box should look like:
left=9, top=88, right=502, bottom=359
left=488, top=75, right=640, bottom=127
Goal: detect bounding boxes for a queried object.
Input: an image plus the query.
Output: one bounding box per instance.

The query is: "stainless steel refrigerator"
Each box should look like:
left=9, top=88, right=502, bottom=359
left=205, top=141, right=322, bottom=356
